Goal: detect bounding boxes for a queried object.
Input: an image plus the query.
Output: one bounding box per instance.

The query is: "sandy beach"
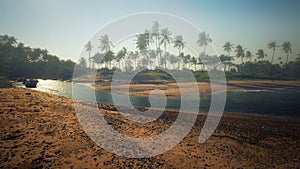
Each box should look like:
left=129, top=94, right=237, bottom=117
left=88, top=80, right=300, bottom=98
left=1, top=87, right=300, bottom=168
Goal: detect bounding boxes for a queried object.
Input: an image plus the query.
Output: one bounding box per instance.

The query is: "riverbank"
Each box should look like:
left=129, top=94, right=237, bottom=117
left=0, top=88, right=299, bottom=168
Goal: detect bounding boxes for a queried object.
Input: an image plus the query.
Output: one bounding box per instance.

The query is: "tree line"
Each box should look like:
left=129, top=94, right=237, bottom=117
left=79, top=21, right=299, bottom=80
left=0, top=34, right=75, bottom=80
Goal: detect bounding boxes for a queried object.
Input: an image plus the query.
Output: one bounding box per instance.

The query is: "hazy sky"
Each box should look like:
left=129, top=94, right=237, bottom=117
left=1, top=0, right=300, bottom=63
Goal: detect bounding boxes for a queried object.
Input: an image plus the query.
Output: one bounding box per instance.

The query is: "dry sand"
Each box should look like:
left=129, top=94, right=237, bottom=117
left=1, top=88, right=300, bottom=168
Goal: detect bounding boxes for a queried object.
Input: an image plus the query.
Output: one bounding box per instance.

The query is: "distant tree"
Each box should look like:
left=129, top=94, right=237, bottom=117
left=124, top=59, right=133, bottom=72
left=92, top=52, right=103, bottom=69
left=149, top=49, right=156, bottom=69
left=197, top=32, right=212, bottom=55
left=268, top=41, right=279, bottom=64
left=219, top=54, right=233, bottom=71
left=183, top=54, right=191, bottom=69
left=223, top=42, right=234, bottom=57
left=78, top=57, right=87, bottom=68
left=145, top=29, right=154, bottom=68
left=0, top=34, right=17, bottom=47
left=29, top=48, right=42, bottom=62
left=168, top=54, right=177, bottom=70
left=115, top=47, right=127, bottom=68
left=197, top=57, right=204, bottom=70
left=85, top=41, right=93, bottom=69
left=103, top=50, right=115, bottom=68
left=191, top=56, right=197, bottom=70
left=151, top=21, right=160, bottom=59
left=136, top=32, right=152, bottom=68
left=160, top=28, right=172, bottom=69
left=99, top=34, right=113, bottom=53
left=0, top=34, right=76, bottom=79
left=144, top=29, right=153, bottom=51
left=256, top=49, right=267, bottom=61
left=135, top=33, right=148, bottom=52
left=173, top=35, right=185, bottom=67
left=281, top=42, right=292, bottom=65
left=234, top=45, right=245, bottom=64
left=245, top=51, right=252, bottom=62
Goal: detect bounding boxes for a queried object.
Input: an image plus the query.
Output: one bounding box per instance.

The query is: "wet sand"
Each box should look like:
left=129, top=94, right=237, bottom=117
left=90, top=80, right=300, bottom=98
left=1, top=87, right=300, bottom=168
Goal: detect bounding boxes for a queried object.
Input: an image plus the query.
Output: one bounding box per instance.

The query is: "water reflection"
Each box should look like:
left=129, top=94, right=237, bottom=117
left=18, top=79, right=300, bottom=119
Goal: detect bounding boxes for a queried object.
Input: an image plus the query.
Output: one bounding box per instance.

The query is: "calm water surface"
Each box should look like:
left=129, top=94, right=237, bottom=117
left=20, top=79, right=300, bottom=119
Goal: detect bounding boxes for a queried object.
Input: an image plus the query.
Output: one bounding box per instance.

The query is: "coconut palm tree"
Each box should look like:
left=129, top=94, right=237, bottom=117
left=160, top=28, right=172, bottom=69
left=223, top=42, right=234, bottom=57
left=183, top=54, right=191, bottom=69
left=99, top=34, right=114, bottom=68
left=197, top=32, right=212, bottom=55
left=99, top=34, right=113, bottom=53
left=281, top=42, right=292, bottom=65
left=173, top=35, right=185, bottom=67
left=151, top=21, right=160, bottom=58
left=115, top=47, right=127, bottom=69
left=268, top=41, right=279, bottom=64
left=234, top=45, right=245, bottom=64
left=135, top=33, right=149, bottom=68
left=85, top=41, right=93, bottom=69
left=245, top=51, right=252, bottom=62
left=144, top=29, right=153, bottom=51
left=256, top=49, right=267, bottom=61
left=127, top=51, right=139, bottom=70
left=135, top=33, right=148, bottom=52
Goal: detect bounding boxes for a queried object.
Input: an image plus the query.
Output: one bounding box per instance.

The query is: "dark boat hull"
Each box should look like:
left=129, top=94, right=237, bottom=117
left=25, top=79, right=38, bottom=88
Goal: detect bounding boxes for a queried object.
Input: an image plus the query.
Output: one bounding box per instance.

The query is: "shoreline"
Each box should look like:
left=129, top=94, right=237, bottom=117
left=1, top=88, right=299, bottom=168
left=11, top=79, right=300, bottom=120
left=76, top=80, right=300, bottom=98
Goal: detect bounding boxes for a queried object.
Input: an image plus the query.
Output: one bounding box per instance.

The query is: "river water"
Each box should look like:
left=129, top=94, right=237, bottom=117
left=19, top=79, right=300, bottom=119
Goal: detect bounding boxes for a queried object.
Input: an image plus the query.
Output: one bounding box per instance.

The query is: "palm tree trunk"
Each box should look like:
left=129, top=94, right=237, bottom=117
left=164, top=44, right=167, bottom=69
left=88, top=51, right=91, bottom=69
left=177, top=50, right=181, bottom=70
left=271, top=50, right=275, bottom=64
left=286, top=53, right=289, bottom=65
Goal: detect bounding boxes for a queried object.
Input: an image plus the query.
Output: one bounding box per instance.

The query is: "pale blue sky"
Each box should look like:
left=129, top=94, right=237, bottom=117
left=1, top=0, right=300, bottom=62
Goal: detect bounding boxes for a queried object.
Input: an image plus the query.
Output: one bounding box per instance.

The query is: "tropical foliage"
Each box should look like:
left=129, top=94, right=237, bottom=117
left=0, top=34, right=75, bottom=80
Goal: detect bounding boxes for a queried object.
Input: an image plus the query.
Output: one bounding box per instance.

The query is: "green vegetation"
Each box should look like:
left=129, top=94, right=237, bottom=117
left=0, top=34, right=76, bottom=80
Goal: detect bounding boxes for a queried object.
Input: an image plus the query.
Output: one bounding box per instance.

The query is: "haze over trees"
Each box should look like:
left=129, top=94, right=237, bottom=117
left=1, top=20, right=300, bottom=81
left=84, top=21, right=299, bottom=80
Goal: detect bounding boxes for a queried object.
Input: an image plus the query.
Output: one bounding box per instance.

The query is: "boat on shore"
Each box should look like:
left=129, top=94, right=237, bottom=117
left=25, top=79, right=38, bottom=88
